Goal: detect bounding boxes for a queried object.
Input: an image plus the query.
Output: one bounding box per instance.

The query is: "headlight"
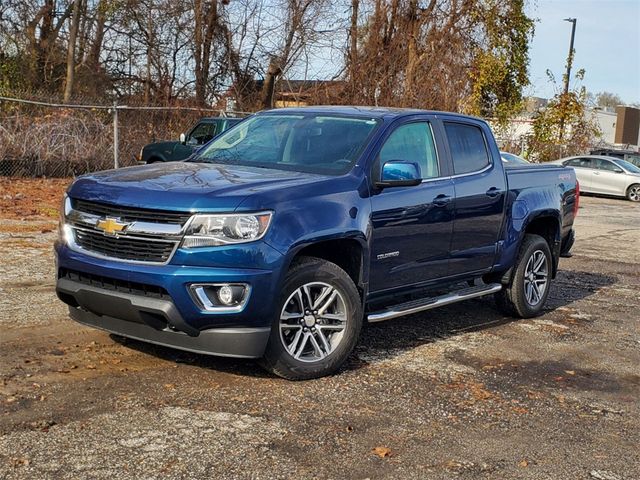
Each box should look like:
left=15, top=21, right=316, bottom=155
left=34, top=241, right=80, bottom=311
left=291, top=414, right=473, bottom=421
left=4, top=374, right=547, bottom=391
left=60, top=193, right=68, bottom=220
left=58, top=193, right=71, bottom=244
left=181, top=212, right=272, bottom=248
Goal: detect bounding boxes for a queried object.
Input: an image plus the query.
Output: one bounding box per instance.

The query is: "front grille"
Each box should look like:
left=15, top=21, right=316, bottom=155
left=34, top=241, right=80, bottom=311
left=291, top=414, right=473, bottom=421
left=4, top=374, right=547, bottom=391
left=59, top=268, right=170, bottom=299
left=72, top=199, right=191, bottom=225
left=73, top=228, right=176, bottom=263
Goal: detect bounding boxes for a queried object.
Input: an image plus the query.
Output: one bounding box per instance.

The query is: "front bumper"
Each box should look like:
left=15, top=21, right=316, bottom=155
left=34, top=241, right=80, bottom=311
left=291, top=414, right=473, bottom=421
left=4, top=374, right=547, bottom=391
left=55, top=241, right=284, bottom=358
left=68, top=306, right=269, bottom=359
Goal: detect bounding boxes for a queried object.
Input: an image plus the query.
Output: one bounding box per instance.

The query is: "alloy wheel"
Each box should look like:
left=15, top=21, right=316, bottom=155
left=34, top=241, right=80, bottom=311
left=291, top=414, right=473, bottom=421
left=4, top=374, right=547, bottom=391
left=523, top=250, right=548, bottom=306
left=279, top=282, right=348, bottom=363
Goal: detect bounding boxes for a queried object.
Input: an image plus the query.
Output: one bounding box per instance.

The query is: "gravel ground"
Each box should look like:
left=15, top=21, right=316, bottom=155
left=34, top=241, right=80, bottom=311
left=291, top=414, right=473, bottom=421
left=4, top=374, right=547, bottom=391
left=0, top=195, right=639, bottom=480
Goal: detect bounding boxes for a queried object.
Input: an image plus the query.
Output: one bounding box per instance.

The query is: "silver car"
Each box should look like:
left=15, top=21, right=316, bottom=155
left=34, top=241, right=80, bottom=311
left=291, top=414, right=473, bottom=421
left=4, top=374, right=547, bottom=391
left=552, top=155, right=640, bottom=202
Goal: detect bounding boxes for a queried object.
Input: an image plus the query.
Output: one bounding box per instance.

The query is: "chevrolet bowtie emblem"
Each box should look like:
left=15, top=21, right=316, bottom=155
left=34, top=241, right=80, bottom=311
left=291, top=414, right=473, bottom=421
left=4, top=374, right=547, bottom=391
left=95, top=217, right=129, bottom=236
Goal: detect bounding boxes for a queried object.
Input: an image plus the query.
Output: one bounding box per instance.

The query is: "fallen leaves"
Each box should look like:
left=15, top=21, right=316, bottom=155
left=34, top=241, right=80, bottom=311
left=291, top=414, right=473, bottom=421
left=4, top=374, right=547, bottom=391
left=0, top=178, right=70, bottom=220
left=371, top=446, right=392, bottom=458
left=10, top=457, right=30, bottom=468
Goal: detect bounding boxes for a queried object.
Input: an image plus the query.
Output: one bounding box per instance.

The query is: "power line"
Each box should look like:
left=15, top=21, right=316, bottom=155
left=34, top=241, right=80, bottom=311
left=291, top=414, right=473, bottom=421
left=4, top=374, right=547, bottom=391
left=0, top=96, right=251, bottom=116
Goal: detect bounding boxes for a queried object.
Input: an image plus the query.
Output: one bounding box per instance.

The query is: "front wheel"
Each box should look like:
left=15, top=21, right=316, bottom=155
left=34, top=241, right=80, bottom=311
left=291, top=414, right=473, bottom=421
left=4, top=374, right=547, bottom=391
left=495, top=234, right=552, bottom=318
left=626, top=184, right=640, bottom=202
left=259, top=257, right=363, bottom=380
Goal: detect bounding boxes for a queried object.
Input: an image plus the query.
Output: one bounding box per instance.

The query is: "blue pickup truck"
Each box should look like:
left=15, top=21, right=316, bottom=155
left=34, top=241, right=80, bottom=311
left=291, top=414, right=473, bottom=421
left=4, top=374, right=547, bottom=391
left=55, top=107, right=578, bottom=380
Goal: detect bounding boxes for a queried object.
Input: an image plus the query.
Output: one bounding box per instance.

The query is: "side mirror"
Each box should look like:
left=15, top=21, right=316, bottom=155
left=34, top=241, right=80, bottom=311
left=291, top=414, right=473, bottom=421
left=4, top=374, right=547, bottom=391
left=377, top=161, right=422, bottom=188
left=613, top=168, right=624, bottom=174
left=179, top=133, right=186, bottom=145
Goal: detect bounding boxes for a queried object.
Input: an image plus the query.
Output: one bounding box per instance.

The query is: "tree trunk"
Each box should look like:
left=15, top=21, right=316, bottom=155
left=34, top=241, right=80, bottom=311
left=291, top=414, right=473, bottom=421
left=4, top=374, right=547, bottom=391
left=194, top=0, right=204, bottom=105
left=63, top=0, right=83, bottom=101
left=404, top=0, right=420, bottom=106
left=76, top=0, right=90, bottom=63
left=347, top=0, right=359, bottom=99
left=194, top=0, right=219, bottom=107
left=260, top=59, right=282, bottom=109
left=86, top=0, right=107, bottom=70
left=144, top=8, right=153, bottom=105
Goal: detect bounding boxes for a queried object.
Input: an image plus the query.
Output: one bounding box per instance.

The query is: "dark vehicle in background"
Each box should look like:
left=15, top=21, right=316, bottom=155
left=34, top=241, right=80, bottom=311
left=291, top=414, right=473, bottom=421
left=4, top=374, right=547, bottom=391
left=590, top=148, right=640, bottom=168
left=139, top=117, right=244, bottom=164
left=56, top=107, right=578, bottom=380
left=552, top=155, right=640, bottom=202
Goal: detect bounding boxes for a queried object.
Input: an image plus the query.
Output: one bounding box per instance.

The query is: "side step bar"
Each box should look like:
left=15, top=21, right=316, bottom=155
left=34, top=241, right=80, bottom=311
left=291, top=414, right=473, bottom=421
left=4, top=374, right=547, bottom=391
left=367, top=283, right=502, bottom=323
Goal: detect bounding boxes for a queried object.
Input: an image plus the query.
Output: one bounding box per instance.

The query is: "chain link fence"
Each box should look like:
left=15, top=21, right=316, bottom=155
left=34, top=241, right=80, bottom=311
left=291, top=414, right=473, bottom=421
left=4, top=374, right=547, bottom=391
left=0, top=96, right=249, bottom=178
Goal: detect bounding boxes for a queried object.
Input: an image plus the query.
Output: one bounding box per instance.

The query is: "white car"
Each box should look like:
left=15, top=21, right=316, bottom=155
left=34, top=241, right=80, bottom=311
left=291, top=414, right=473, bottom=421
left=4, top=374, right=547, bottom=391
left=551, top=155, right=640, bottom=202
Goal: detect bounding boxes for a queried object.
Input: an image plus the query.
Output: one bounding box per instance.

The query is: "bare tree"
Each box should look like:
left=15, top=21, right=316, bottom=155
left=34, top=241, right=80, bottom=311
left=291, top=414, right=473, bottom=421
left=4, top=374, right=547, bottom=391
left=63, top=0, right=83, bottom=101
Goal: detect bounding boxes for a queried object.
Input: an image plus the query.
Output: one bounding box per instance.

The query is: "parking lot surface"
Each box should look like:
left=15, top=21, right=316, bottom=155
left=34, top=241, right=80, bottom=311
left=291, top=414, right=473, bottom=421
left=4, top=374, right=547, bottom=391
left=1, top=184, right=639, bottom=480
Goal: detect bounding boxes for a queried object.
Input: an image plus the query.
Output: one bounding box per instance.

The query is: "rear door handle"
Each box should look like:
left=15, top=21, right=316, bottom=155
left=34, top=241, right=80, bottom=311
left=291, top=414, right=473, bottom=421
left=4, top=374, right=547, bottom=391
left=486, top=187, right=501, bottom=198
left=593, top=171, right=600, bottom=175
left=432, top=194, right=452, bottom=207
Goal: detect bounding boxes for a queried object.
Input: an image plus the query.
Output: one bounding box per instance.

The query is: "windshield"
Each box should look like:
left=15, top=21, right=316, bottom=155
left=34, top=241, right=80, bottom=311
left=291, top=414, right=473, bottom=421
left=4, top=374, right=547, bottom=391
left=500, top=152, right=528, bottom=164
left=191, top=113, right=380, bottom=175
left=611, top=158, right=640, bottom=174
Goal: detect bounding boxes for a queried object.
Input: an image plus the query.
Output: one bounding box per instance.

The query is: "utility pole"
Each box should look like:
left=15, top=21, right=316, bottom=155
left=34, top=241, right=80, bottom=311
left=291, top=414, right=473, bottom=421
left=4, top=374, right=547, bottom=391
left=112, top=102, right=119, bottom=169
left=559, top=18, right=577, bottom=141
left=563, top=18, right=577, bottom=97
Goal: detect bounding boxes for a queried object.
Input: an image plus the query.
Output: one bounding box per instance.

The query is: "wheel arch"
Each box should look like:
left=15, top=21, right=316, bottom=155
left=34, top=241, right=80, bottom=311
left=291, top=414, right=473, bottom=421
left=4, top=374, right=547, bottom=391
left=490, top=211, right=562, bottom=285
left=521, top=213, right=561, bottom=278
left=282, top=236, right=368, bottom=300
left=626, top=182, right=640, bottom=201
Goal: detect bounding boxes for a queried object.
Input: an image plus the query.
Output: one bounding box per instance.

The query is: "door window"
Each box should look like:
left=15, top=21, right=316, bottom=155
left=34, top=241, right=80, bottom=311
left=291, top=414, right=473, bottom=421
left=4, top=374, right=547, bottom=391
left=188, top=123, right=217, bottom=145
left=379, top=122, right=439, bottom=178
left=444, top=122, right=490, bottom=175
left=565, top=158, right=594, bottom=168
left=593, top=159, right=619, bottom=171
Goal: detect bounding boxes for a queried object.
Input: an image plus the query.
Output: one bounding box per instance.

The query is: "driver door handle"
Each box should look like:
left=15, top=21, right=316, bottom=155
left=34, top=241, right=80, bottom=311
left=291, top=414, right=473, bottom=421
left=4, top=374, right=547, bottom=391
left=486, top=187, right=501, bottom=198
left=433, top=194, right=452, bottom=207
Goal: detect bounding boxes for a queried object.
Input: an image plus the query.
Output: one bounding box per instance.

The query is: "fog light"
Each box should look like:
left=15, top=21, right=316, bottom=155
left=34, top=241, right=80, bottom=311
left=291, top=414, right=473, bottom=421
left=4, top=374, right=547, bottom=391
left=218, top=285, right=234, bottom=305
left=189, top=283, right=250, bottom=312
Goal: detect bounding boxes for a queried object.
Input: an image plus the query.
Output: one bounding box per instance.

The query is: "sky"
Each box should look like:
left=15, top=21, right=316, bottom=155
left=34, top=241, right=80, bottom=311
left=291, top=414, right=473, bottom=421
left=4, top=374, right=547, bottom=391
left=527, top=0, right=640, bottom=103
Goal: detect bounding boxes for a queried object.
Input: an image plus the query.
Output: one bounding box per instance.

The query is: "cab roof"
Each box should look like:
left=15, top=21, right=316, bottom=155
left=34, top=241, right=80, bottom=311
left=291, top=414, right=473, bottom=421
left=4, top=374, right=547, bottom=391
left=258, top=105, right=484, bottom=122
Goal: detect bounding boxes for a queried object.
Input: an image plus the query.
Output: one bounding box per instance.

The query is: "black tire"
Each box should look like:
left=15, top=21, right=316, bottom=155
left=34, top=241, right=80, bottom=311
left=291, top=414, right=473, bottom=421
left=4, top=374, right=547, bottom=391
left=259, top=256, right=363, bottom=380
left=495, top=234, right=552, bottom=318
left=626, top=184, right=640, bottom=202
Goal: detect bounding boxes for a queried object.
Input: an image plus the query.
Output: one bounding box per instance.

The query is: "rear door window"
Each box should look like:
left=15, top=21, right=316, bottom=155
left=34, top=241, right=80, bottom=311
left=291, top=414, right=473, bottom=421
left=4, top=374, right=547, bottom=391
left=444, top=122, right=490, bottom=175
left=565, top=158, right=594, bottom=168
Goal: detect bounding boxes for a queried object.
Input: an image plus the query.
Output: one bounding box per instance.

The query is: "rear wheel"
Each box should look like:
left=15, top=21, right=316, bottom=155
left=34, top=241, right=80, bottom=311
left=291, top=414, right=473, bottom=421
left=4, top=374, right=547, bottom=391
left=626, top=184, right=640, bottom=202
left=495, top=234, right=552, bottom=318
left=260, top=257, right=362, bottom=380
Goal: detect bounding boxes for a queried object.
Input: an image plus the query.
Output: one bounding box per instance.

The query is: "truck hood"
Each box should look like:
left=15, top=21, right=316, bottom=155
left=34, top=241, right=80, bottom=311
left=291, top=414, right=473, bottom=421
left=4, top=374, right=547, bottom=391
left=143, top=141, right=176, bottom=151
left=68, top=161, right=328, bottom=211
